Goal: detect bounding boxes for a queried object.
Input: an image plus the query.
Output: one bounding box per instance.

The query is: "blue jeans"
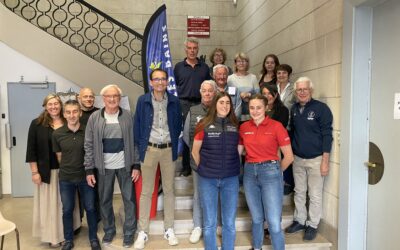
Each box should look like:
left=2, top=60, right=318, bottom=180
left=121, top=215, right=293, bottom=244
left=199, top=175, right=239, bottom=250
left=244, top=161, right=284, bottom=250
left=59, top=180, right=98, bottom=242
left=98, top=168, right=137, bottom=237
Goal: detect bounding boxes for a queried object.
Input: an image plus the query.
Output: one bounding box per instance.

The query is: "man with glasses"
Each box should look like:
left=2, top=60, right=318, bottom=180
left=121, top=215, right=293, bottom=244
left=174, top=37, right=211, bottom=176
left=133, top=69, right=182, bottom=249
left=78, top=87, right=98, bottom=125
left=285, top=77, right=333, bottom=241
left=84, top=84, right=140, bottom=248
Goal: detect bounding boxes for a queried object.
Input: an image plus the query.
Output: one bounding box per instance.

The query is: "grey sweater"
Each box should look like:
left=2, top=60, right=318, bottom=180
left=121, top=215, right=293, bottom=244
left=84, top=107, right=140, bottom=175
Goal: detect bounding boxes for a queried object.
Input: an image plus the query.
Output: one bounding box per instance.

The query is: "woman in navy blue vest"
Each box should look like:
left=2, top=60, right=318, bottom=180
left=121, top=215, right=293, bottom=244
left=192, top=92, right=241, bottom=250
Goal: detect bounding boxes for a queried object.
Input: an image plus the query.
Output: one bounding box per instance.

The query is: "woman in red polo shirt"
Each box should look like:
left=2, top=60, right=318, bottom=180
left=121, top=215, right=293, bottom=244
left=239, top=94, right=294, bottom=250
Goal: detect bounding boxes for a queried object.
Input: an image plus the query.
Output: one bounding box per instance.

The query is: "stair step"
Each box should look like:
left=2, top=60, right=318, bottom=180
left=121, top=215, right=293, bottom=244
left=165, top=188, right=248, bottom=210
left=112, top=192, right=331, bottom=249
left=173, top=175, right=294, bottom=208
left=120, top=206, right=294, bottom=235
left=174, top=175, right=193, bottom=190
left=102, top=231, right=332, bottom=250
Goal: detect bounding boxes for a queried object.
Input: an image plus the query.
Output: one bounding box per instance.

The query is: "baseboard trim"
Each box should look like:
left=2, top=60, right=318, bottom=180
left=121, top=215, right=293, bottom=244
left=319, top=220, right=338, bottom=250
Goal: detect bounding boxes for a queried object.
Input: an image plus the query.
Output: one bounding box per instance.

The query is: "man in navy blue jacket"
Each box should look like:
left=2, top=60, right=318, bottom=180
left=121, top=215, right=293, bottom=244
left=133, top=69, right=182, bottom=249
left=285, top=76, right=333, bottom=241
left=174, top=37, right=211, bottom=177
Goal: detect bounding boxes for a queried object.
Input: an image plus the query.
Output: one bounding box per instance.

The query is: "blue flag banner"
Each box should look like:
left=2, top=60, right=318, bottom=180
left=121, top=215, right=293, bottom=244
left=142, top=4, right=177, bottom=95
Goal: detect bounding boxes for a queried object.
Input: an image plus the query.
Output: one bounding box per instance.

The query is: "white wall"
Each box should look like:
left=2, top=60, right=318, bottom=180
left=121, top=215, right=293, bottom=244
left=234, top=1, right=342, bottom=248
left=0, top=42, right=81, bottom=194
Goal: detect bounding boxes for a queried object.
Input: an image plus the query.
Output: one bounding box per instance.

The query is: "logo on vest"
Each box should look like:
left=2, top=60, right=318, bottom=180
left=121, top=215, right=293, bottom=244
left=207, top=132, right=221, bottom=138
left=307, top=111, right=315, bottom=120
left=196, top=115, right=203, bottom=123
left=226, top=125, right=237, bottom=132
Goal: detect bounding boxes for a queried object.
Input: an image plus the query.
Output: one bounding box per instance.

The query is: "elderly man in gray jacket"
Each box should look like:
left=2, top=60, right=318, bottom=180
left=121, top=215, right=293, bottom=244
left=183, top=80, right=217, bottom=244
left=84, top=84, right=140, bottom=248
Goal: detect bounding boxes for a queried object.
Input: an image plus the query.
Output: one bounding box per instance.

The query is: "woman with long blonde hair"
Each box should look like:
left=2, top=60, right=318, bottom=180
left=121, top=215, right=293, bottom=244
left=26, top=93, right=80, bottom=247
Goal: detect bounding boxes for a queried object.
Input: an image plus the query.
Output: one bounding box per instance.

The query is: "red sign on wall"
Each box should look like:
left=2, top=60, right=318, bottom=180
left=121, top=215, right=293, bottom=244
left=187, top=16, right=210, bottom=38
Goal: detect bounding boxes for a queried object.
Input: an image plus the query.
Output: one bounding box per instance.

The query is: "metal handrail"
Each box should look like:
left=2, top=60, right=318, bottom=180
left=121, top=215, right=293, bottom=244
left=1, top=0, right=143, bottom=86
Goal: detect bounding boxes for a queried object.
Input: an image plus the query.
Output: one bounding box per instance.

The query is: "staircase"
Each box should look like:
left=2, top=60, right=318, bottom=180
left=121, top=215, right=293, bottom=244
left=106, top=164, right=332, bottom=250
left=1, top=0, right=143, bottom=87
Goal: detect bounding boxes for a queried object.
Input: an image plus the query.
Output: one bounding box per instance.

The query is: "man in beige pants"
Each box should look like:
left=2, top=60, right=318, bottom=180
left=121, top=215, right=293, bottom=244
left=133, top=69, right=182, bottom=249
left=285, top=77, right=333, bottom=241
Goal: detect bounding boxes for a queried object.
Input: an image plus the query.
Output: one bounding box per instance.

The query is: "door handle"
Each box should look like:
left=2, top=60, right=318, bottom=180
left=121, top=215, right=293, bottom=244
left=367, top=142, right=385, bottom=185
left=5, top=123, right=12, bottom=149
left=365, top=162, right=377, bottom=168
left=12, top=136, right=16, bottom=146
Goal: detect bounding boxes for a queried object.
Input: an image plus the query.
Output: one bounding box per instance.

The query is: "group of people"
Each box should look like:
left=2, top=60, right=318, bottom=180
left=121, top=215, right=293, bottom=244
left=25, top=36, right=333, bottom=250
left=26, top=88, right=101, bottom=250
left=178, top=38, right=332, bottom=250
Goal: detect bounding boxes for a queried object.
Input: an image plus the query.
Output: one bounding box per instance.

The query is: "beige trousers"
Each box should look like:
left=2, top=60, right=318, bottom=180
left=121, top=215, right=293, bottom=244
left=138, top=146, right=176, bottom=232
left=293, top=155, right=324, bottom=228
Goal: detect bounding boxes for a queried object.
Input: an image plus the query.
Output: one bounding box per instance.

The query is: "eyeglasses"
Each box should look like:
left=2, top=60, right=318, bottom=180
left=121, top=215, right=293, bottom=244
left=295, top=88, right=311, bottom=93
left=152, top=78, right=168, bottom=83
left=103, top=94, right=120, bottom=99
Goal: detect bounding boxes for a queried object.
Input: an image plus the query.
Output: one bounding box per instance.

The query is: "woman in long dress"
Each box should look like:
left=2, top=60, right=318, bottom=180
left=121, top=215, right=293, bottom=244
left=26, top=93, right=80, bottom=247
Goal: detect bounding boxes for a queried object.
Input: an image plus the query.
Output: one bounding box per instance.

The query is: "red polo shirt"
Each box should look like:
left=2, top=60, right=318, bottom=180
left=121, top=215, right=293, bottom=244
left=194, top=130, right=205, bottom=140
left=239, top=116, right=290, bottom=163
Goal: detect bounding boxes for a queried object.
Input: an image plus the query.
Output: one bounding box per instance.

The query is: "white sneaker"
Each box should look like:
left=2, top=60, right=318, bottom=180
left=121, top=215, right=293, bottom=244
left=133, top=231, right=148, bottom=249
left=189, top=227, right=202, bottom=243
left=164, top=228, right=179, bottom=246
left=216, top=226, right=222, bottom=237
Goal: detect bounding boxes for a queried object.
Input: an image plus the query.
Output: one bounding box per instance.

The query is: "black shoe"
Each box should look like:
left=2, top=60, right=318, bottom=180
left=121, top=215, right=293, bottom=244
left=90, top=239, right=101, bottom=250
left=61, top=241, right=74, bottom=250
left=102, top=232, right=115, bottom=245
left=303, top=226, right=318, bottom=241
left=264, top=228, right=270, bottom=239
left=123, top=234, right=134, bottom=248
left=285, top=221, right=305, bottom=234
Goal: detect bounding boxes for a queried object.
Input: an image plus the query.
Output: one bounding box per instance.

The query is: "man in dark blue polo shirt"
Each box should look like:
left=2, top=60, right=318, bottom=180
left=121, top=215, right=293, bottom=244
left=174, top=37, right=211, bottom=176
left=285, top=77, right=333, bottom=241
left=53, top=100, right=100, bottom=250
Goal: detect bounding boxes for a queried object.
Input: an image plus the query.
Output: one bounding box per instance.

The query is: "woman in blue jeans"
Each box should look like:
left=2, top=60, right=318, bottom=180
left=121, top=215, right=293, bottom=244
left=192, top=92, right=241, bottom=250
left=239, top=94, right=294, bottom=250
